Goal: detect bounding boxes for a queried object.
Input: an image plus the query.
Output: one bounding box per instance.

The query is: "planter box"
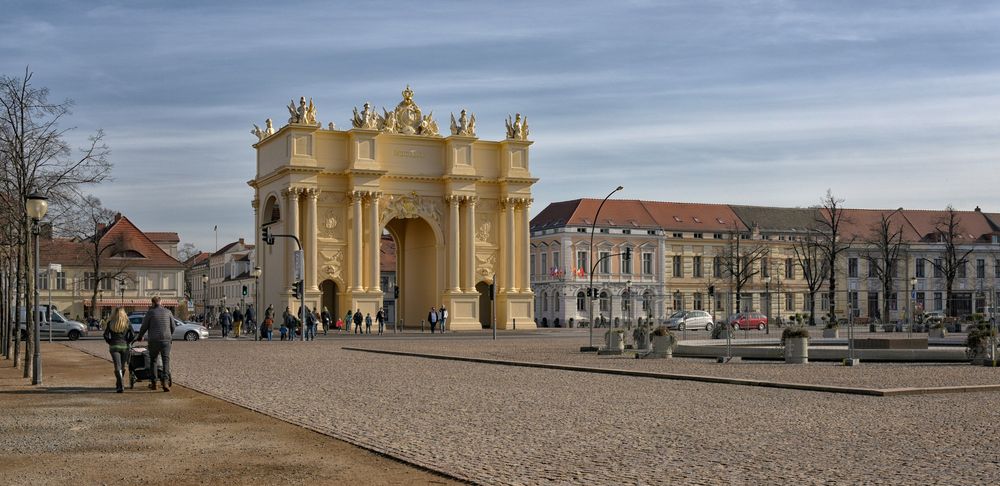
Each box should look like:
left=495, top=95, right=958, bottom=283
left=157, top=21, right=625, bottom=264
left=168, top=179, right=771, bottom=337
left=784, top=337, right=809, bottom=364
left=822, top=328, right=839, bottom=338
left=607, top=332, right=625, bottom=353
left=650, top=335, right=674, bottom=358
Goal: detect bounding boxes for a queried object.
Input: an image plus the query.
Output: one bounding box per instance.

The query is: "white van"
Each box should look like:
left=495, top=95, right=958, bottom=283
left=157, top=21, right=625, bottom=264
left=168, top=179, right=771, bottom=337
left=18, top=305, right=88, bottom=341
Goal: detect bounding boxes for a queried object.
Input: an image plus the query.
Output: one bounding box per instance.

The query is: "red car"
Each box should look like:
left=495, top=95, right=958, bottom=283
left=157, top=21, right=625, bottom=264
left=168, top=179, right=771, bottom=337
left=730, top=312, right=768, bottom=330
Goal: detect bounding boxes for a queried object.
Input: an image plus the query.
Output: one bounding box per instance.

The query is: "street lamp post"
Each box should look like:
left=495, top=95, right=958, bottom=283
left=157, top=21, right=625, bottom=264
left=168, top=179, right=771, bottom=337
left=585, top=185, right=623, bottom=352
left=764, top=275, right=771, bottom=335
left=909, top=276, right=917, bottom=338
left=26, top=192, right=48, bottom=386
left=253, top=266, right=261, bottom=341
left=201, top=274, right=209, bottom=327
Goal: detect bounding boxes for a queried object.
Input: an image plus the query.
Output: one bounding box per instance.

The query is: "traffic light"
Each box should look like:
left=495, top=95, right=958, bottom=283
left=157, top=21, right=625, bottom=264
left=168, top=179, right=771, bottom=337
left=708, top=285, right=715, bottom=296
left=624, top=247, right=632, bottom=262
left=242, top=285, right=248, bottom=297
left=261, top=226, right=274, bottom=245
left=393, top=285, right=399, bottom=299
left=291, top=280, right=303, bottom=299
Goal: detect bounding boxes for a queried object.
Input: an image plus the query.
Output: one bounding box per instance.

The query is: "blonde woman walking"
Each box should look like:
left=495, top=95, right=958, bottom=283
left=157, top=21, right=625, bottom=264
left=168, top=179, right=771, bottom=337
left=103, top=308, right=135, bottom=393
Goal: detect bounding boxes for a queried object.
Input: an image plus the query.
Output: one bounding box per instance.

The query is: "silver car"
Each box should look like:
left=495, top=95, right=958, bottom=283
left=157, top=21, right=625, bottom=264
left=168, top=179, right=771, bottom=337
left=129, top=314, right=209, bottom=341
left=664, top=310, right=714, bottom=331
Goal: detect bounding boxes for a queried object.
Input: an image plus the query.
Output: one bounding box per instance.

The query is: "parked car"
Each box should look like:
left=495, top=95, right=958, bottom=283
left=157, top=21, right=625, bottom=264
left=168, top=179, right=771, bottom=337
left=128, top=313, right=209, bottom=341
left=664, top=310, right=714, bottom=332
left=17, top=305, right=88, bottom=341
left=729, top=312, right=768, bottom=330
left=922, top=311, right=945, bottom=324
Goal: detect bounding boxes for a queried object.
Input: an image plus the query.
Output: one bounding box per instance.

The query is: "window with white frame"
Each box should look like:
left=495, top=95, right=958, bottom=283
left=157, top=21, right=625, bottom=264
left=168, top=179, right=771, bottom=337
left=693, top=256, right=703, bottom=278
left=599, top=291, right=609, bottom=312
left=713, top=257, right=722, bottom=278
left=56, top=271, right=66, bottom=290
left=541, top=253, right=548, bottom=276
left=693, top=292, right=703, bottom=310
left=785, top=292, right=794, bottom=311
left=577, top=251, right=588, bottom=275
left=848, top=258, right=858, bottom=278
left=552, top=251, right=560, bottom=272
left=642, top=252, right=653, bottom=275
left=785, top=258, right=793, bottom=279
left=599, top=251, right=610, bottom=274
left=622, top=248, right=633, bottom=275
left=672, top=256, right=682, bottom=278
left=916, top=258, right=925, bottom=278
left=576, top=292, right=586, bottom=311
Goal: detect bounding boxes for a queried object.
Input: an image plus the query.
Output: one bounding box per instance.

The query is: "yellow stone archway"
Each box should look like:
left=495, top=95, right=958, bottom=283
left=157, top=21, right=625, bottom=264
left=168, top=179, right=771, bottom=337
left=249, top=87, right=535, bottom=330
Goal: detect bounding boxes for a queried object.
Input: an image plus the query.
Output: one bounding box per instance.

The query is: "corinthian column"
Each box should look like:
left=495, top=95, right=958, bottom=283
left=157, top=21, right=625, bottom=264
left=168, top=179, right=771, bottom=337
left=305, top=189, right=320, bottom=291
left=448, top=195, right=461, bottom=292
left=368, top=192, right=381, bottom=292
left=284, top=188, right=300, bottom=291
left=520, top=198, right=532, bottom=292
left=463, top=197, right=477, bottom=292
left=505, top=198, right=516, bottom=292
left=351, top=191, right=364, bottom=292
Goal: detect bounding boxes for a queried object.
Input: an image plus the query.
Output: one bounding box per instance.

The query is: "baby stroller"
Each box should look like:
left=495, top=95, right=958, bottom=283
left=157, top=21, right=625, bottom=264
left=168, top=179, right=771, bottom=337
left=127, top=342, right=169, bottom=389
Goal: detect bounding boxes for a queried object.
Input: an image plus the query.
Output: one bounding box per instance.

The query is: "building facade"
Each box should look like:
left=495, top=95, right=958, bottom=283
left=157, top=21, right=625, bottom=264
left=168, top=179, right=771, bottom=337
left=248, top=87, right=535, bottom=330
left=531, top=200, right=1000, bottom=326
left=38, top=214, right=186, bottom=320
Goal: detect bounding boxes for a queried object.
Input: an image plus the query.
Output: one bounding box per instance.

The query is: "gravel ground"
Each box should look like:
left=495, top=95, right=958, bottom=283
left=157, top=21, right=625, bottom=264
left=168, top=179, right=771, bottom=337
left=345, top=336, right=1000, bottom=390
left=71, top=338, right=1000, bottom=485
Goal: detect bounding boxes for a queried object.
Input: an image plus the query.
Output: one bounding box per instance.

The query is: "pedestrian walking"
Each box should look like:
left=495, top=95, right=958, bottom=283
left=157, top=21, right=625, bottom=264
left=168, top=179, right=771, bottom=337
left=219, top=308, right=232, bottom=338
left=232, top=306, right=244, bottom=338
left=245, top=304, right=256, bottom=336
left=376, top=307, right=385, bottom=335
left=365, top=312, right=372, bottom=334
left=353, top=309, right=363, bottom=334
left=428, top=306, right=438, bottom=333
left=345, top=310, right=354, bottom=333
left=304, top=307, right=317, bottom=341
left=137, top=296, right=176, bottom=392
left=439, top=305, right=448, bottom=333
left=103, top=307, right=135, bottom=393
left=322, top=308, right=331, bottom=336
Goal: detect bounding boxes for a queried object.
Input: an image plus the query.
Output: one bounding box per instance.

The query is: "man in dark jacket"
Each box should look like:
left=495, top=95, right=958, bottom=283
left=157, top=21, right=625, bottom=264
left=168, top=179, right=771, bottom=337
left=353, top=309, right=363, bottom=334
left=137, top=296, right=176, bottom=391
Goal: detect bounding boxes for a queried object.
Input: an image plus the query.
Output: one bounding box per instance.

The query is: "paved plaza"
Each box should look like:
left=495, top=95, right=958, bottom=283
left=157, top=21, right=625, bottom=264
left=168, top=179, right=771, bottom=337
left=70, top=334, right=1000, bottom=485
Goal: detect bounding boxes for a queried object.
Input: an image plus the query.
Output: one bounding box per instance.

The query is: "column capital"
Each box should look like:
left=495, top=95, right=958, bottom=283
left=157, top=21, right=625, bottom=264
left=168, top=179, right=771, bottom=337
left=363, top=191, right=383, bottom=204
left=302, top=187, right=321, bottom=200
left=282, top=187, right=301, bottom=200
left=462, top=195, right=479, bottom=206
left=251, top=197, right=259, bottom=210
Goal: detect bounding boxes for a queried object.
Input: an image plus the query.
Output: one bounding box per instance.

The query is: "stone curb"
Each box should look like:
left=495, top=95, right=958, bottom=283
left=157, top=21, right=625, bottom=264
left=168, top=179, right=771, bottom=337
left=65, top=343, right=475, bottom=486
left=343, top=347, right=1000, bottom=397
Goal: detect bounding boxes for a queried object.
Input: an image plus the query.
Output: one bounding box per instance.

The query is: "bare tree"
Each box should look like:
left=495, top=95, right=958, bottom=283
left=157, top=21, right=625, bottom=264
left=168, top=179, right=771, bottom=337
left=815, top=190, right=854, bottom=321
left=59, top=195, right=130, bottom=318
left=861, top=211, right=906, bottom=324
left=791, top=235, right=829, bottom=326
left=927, top=205, right=974, bottom=317
left=717, top=224, right=769, bottom=318
left=0, top=68, right=111, bottom=381
left=178, top=243, right=199, bottom=263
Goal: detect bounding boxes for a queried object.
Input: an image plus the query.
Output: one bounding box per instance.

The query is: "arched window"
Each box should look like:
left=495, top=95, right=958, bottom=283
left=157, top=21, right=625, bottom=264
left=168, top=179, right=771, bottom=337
left=642, top=290, right=653, bottom=315
left=577, top=291, right=586, bottom=311
left=621, top=290, right=631, bottom=312
left=554, top=293, right=560, bottom=312
left=542, top=292, right=549, bottom=311
left=599, top=291, right=610, bottom=312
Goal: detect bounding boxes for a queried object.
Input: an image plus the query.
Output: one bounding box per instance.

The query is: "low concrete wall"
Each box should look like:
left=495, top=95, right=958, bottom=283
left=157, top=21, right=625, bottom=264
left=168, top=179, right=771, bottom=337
left=676, top=340, right=969, bottom=362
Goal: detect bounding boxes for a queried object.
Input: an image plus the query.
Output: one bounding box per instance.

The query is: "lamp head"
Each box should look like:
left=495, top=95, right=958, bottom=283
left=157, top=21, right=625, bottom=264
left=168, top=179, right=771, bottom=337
left=253, top=266, right=262, bottom=278
left=615, top=185, right=623, bottom=191
left=202, top=274, right=209, bottom=283
left=25, top=192, right=48, bottom=220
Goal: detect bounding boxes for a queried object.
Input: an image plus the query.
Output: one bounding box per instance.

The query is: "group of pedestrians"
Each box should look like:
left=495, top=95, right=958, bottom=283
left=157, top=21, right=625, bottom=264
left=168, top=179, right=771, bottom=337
left=102, top=296, right=175, bottom=393
left=342, top=307, right=387, bottom=335
left=216, top=304, right=257, bottom=339
left=427, top=305, right=448, bottom=333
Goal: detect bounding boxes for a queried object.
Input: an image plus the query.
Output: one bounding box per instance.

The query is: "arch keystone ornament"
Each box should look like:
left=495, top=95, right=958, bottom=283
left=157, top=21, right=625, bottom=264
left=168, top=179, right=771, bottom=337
left=249, top=87, right=537, bottom=330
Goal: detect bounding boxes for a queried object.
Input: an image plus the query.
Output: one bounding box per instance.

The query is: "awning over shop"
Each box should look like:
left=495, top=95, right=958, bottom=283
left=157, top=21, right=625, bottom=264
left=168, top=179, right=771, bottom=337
left=84, top=298, right=180, bottom=307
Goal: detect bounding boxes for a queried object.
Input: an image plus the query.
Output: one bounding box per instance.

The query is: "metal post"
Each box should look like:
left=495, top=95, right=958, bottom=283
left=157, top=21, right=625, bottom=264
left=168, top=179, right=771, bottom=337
left=47, top=267, right=52, bottom=343
left=588, top=186, right=623, bottom=351
left=254, top=276, right=259, bottom=341
left=492, top=272, right=497, bottom=341
left=32, top=221, right=41, bottom=385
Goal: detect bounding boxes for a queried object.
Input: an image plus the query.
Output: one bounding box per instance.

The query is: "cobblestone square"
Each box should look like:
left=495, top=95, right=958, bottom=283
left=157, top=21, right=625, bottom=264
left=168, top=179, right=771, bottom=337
left=72, top=337, right=1000, bottom=485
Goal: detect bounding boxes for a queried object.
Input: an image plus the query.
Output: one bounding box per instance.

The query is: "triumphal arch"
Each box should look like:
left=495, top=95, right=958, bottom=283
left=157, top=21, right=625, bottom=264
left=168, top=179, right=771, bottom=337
left=249, top=87, right=535, bottom=330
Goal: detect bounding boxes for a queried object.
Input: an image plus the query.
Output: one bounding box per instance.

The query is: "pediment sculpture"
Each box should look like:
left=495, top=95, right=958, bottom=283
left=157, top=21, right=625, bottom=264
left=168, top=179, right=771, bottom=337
left=381, top=192, right=442, bottom=225
left=505, top=113, right=529, bottom=140
left=287, top=96, right=319, bottom=126
left=450, top=109, right=477, bottom=137
left=352, top=86, right=441, bottom=137
left=251, top=118, right=276, bottom=141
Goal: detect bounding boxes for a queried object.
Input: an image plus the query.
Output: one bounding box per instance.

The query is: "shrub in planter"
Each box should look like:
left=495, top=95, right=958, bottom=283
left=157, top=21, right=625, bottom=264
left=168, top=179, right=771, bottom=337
left=782, top=326, right=810, bottom=363
left=652, top=325, right=672, bottom=337
left=824, top=320, right=838, bottom=330
left=966, top=324, right=996, bottom=363
left=781, top=326, right=810, bottom=345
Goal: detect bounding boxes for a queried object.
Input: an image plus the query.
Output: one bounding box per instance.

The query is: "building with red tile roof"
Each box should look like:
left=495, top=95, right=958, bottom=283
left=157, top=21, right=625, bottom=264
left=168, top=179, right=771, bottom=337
left=532, top=199, right=1000, bottom=327
left=37, top=214, right=186, bottom=319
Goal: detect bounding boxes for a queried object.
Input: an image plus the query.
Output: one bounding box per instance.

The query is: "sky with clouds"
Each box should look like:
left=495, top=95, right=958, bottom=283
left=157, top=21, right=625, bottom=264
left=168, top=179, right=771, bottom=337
left=3, top=1, right=1000, bottom=251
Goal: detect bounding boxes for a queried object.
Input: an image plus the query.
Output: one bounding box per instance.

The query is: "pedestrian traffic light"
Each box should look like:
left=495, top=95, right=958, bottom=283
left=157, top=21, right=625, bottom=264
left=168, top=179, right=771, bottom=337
left=291, top=280, right=303, bottom=299
left=624, top=247, right=632, bottom=262
left=242, top=285, right=248, bottom=297
left=261, top=226, right=274, bottom=245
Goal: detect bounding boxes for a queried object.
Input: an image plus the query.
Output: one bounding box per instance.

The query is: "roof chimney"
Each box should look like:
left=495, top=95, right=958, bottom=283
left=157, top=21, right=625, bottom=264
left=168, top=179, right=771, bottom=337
left=114, top=213, right=122, bottom=222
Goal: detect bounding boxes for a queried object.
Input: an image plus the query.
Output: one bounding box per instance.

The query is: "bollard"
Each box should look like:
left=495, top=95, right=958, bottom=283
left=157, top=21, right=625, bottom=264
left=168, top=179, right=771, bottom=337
left=513, top=319, right=516, bottom=330
left=421, top=320, right=424, bottom=333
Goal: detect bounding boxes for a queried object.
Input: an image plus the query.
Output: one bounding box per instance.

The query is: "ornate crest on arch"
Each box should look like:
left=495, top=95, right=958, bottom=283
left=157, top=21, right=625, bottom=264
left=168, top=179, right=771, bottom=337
left=380, top=192, right=443, bottom=225
left=320, top=249, right=344, bottom=281
left=476, top=252, right=496, bottom=279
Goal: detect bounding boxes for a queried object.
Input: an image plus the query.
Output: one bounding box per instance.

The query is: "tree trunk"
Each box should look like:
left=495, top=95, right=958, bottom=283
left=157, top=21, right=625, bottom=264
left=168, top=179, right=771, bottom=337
left=12, top=250, right=21, bottom=368
left=828, top=270, right=837, bottom=321
left=808, top=292, right=817, bottom=326
left=22, top=217, right=32, bottom=379
left=945, top=281, right=954, bottom=318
